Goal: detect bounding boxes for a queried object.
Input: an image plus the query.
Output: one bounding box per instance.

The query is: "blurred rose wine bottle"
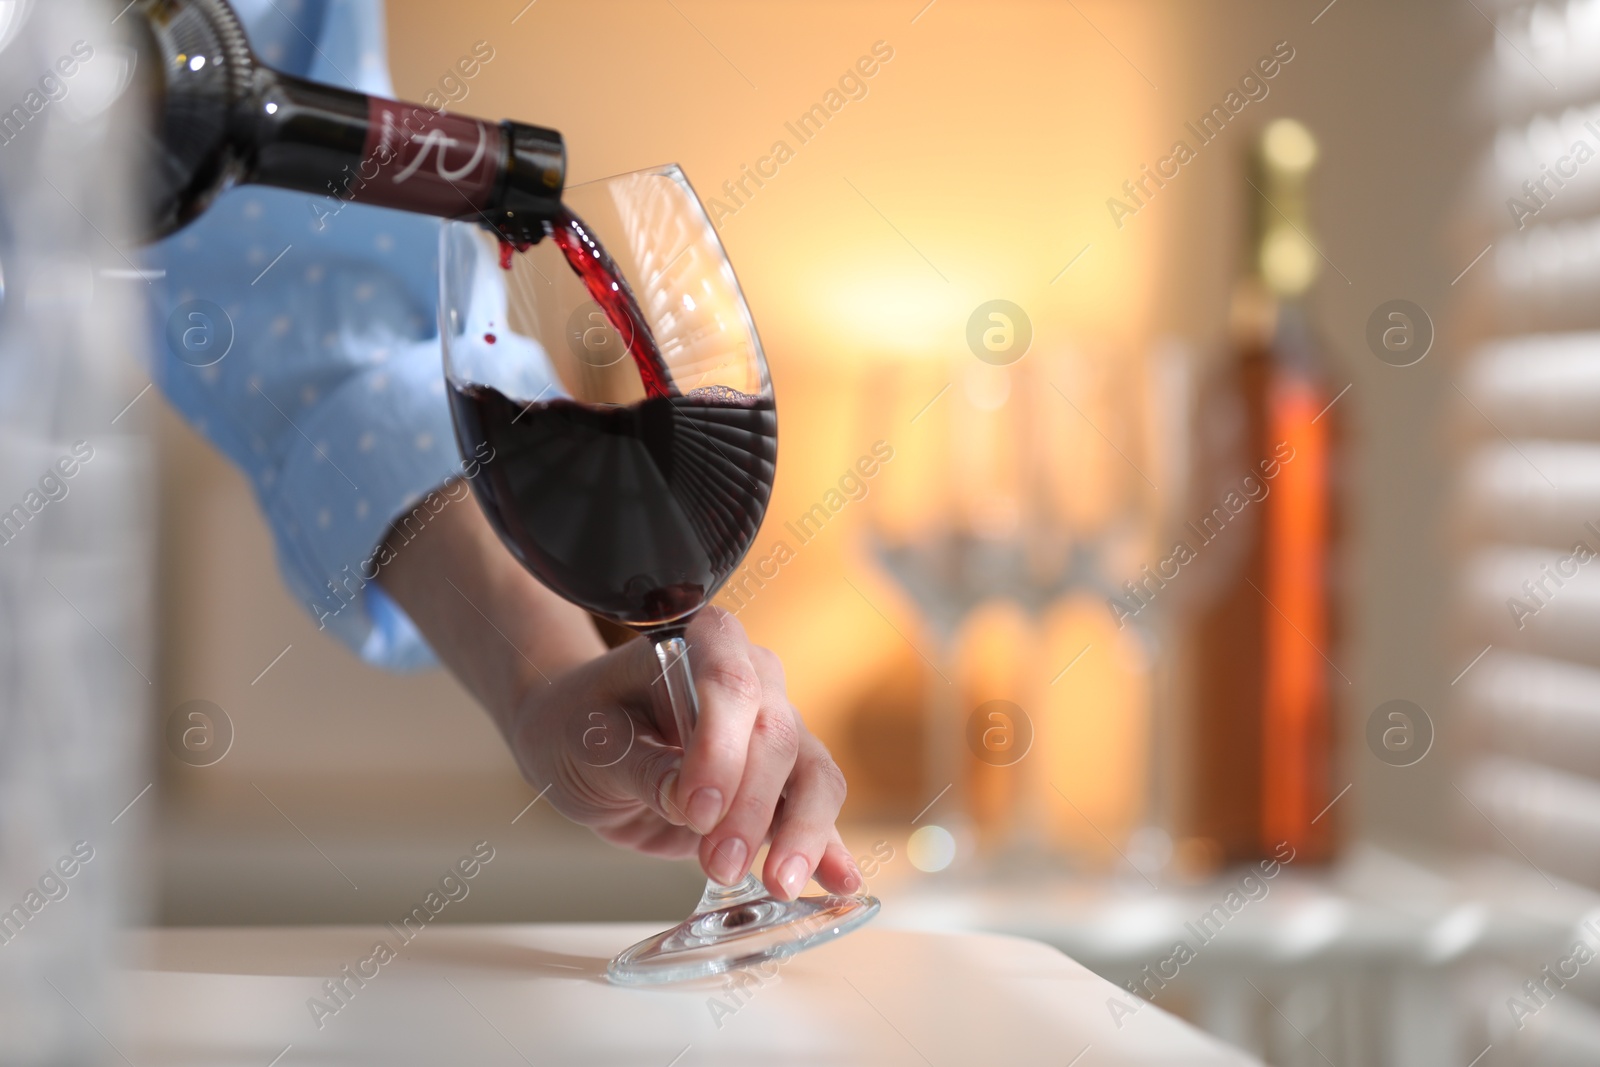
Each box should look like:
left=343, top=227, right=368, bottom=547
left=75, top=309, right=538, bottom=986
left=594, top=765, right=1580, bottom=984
left=1183, top=119, right=1342, bottom=869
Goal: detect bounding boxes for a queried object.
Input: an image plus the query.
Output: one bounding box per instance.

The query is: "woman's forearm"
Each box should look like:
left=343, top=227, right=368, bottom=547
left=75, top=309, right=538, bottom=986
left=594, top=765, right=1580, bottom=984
left=375, top=496, right=606, bottom=734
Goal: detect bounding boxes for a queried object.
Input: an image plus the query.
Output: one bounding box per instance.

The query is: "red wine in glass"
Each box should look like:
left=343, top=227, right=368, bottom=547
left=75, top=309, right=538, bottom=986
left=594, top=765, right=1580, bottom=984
left=449, top=384, right=777, bottom=631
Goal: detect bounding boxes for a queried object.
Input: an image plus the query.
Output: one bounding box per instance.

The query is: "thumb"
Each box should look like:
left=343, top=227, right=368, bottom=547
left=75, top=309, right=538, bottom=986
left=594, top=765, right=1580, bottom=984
left=601, top=735, right=688, bottom=827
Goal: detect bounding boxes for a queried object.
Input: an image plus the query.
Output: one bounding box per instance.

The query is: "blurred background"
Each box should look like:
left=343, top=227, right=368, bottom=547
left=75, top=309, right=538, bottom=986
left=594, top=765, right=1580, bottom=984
left=18, top=0, right=1600, bottom=1063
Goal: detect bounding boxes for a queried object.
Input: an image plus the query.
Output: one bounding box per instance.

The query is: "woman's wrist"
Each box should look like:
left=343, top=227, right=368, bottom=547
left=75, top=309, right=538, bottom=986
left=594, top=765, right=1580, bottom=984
left=375, top=494, right=605, bottom=732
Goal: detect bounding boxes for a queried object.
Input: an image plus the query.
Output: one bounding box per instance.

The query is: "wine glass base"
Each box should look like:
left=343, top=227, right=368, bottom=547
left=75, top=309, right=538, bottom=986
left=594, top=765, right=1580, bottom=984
left=607, top=890, right=880, bottom=986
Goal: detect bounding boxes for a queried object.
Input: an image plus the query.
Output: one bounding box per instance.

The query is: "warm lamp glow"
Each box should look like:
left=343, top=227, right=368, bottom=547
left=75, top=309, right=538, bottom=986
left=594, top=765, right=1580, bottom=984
left=813, top=271, right=968, bottom=359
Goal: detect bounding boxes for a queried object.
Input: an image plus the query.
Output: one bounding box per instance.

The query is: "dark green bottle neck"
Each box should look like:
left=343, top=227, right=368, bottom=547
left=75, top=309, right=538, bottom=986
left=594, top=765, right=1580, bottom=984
left=244, top=71, right=564, bottom=242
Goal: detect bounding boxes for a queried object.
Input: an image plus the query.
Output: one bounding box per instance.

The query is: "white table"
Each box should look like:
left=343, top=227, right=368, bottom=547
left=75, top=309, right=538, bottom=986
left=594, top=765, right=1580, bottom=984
left=120, top=924, right=1261, bottom=1065
left=882, top=846, right=1598, bottom=1066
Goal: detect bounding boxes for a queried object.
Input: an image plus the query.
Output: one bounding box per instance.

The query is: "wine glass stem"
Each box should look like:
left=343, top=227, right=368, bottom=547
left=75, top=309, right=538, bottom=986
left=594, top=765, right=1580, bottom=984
left=653, top=634, right=699, bottom=752
left=653, top=633, right=770, bottom=913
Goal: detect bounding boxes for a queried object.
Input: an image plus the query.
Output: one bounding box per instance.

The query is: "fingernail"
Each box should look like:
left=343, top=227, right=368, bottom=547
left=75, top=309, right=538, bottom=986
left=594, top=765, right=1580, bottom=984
left=659, top=769, right=683, bottom=824
left=777, top=855, right=810, bottom=899
left=711, top=837, right=748, bottom=886
left=843, top=861, right=863, bottom=894
left=686, top=788, right=723, bottom=834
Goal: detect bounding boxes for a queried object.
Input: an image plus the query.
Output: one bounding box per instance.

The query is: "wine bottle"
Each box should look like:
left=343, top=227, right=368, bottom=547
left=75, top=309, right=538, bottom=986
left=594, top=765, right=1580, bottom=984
left=1182, top=119, right=1342, bottom=868
left=122, top=0, right=564, bottom=243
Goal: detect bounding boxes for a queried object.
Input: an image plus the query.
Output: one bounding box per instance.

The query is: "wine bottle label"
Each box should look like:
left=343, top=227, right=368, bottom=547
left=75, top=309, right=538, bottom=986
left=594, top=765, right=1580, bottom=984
left=362, top=99, right=503, bottom=217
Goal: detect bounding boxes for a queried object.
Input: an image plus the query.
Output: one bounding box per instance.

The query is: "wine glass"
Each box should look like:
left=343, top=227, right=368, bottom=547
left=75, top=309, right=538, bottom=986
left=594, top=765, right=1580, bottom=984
left=439, top=164, right=879, bottom=985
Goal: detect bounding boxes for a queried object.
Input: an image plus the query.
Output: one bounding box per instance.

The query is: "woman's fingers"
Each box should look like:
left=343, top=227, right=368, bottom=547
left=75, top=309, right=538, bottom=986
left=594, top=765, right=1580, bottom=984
left=672, top=609, right=765, bottom=834
left=813, top=833, right=863, bottom=896
left=762, top=729, right=854, bottom=901
left=540, top=709, right=686, bottom=829
left=699, top=644, right=801, bottom=886
left=592, top=807, right=701, bottom=859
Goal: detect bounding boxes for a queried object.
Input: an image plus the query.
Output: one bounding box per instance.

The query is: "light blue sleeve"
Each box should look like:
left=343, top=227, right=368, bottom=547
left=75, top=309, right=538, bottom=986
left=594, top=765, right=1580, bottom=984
left=145, top=0, right=460, bottom=669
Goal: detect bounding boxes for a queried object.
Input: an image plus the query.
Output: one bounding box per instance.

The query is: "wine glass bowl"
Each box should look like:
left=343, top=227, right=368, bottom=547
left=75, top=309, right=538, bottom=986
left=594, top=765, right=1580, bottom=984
left=439, top=164, right=878, bottom=984
left=441, top=166, right=776, bottom=632
left=445, top=167, right=765, bottom=404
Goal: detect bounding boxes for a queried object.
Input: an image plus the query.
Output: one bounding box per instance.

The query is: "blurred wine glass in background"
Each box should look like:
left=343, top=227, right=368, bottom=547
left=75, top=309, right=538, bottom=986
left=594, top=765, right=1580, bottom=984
left=859, top=338, right=1182, bottom=879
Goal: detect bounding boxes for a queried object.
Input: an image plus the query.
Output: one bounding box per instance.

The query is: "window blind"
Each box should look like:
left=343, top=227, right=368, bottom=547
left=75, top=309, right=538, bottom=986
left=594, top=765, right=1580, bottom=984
left=1460, top=0, right=1600, bottom=895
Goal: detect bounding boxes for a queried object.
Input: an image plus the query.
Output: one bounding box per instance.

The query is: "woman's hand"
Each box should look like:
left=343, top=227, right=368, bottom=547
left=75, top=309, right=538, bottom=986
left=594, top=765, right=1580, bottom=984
left=510, top=608, right=860, bottom=899
left=377, top=497, right=860, bottom=900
